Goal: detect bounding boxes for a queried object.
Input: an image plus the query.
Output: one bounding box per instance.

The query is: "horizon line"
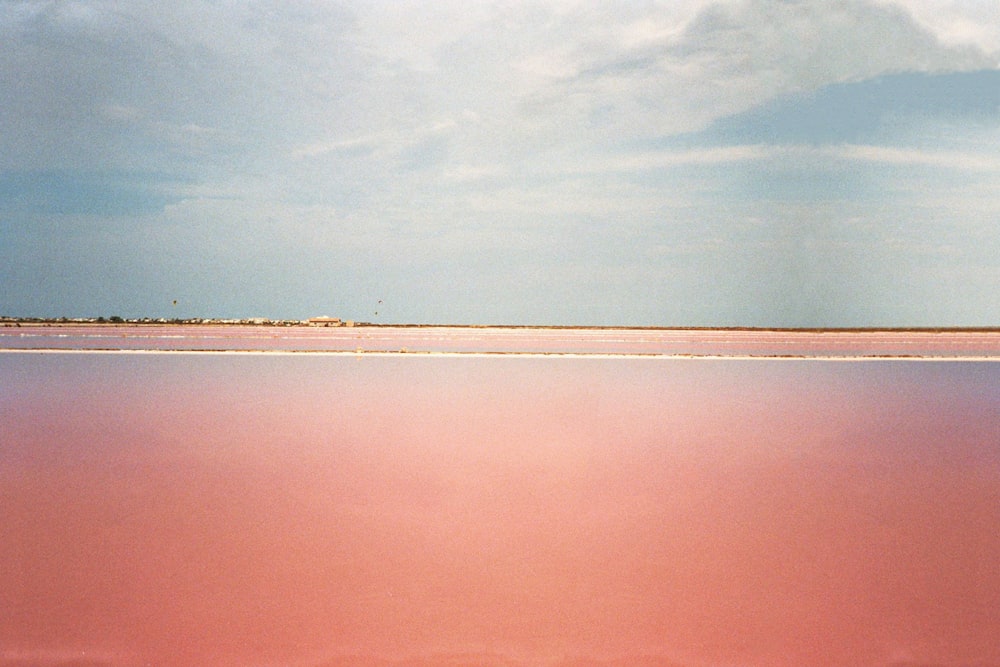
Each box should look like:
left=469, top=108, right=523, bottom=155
left=3, top=317, right=1000, bottom=333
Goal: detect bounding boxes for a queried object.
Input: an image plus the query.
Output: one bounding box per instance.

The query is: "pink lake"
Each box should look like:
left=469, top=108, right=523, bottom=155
left=2, top=353, right=999, bottom=667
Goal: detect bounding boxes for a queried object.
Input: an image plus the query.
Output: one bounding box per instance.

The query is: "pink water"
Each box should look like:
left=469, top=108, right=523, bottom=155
left=3, top=325, right=1000, bottom=356
left=2, top=354, right=999, bottom=666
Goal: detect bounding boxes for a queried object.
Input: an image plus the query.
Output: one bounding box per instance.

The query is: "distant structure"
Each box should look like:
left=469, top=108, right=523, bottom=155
left=307, top=316, right=343, bottom=327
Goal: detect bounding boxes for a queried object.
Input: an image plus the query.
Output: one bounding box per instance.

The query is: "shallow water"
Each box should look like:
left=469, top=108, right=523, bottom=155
left=2, top=353, right=999, bottom=666
left=3, top=324, right=1000, bottom=356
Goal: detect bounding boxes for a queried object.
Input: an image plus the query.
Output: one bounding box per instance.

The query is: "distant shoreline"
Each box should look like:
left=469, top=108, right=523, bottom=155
left=2, top=317, right=999, bottom=332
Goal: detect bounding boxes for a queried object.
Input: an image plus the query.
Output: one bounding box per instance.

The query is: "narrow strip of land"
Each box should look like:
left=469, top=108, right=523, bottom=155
left=3, top=324, right=1000, bottom=358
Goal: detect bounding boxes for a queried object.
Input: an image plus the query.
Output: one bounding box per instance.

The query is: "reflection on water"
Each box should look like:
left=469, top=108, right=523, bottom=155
left=2, top=354, right=999, bottom=667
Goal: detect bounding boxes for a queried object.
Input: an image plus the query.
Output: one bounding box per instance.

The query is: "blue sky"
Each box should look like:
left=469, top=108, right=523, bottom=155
left=2, top=0, right=1000, bottom=326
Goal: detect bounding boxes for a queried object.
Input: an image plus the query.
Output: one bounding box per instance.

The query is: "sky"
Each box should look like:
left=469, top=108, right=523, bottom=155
left=2, top=0, right=1000, bottom=326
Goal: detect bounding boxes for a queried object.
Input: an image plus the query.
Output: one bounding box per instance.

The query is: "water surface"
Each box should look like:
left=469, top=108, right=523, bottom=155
left=2, top=354, right=999, bottom=666
left=4, top=324, right=1000, bottom=356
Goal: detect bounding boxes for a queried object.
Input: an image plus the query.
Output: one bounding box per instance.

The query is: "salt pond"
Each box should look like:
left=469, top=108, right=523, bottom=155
left=2, top=353, right=999, bottom=666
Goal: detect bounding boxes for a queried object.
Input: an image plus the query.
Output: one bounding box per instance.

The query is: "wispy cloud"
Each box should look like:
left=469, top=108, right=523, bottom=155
left=829, top=144, right=1000, bottom=170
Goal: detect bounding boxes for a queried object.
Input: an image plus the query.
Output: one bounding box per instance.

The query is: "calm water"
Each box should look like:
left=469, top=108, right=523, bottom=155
left=2, top=353, right=999, bottom=667
left=4, top=324, right=1000, bottom=356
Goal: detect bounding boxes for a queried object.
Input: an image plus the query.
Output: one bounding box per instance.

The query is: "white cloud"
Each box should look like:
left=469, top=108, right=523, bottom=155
left=290, top=135, right=378, bottom=160
left=4, top=0, right=994, bottom=172
left=890, top=0, right=1000, bottom=53
left=829, top=144, right=1000, bottom=170
left=656, top=0, right=991, bottom=124
left=432, top=0, right=999, bottom=155
left=520, top=143, right=1000, bottom=179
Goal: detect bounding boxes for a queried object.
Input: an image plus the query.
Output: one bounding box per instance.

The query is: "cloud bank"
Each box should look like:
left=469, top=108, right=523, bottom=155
left=2, top=0, right=999, bottom=325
